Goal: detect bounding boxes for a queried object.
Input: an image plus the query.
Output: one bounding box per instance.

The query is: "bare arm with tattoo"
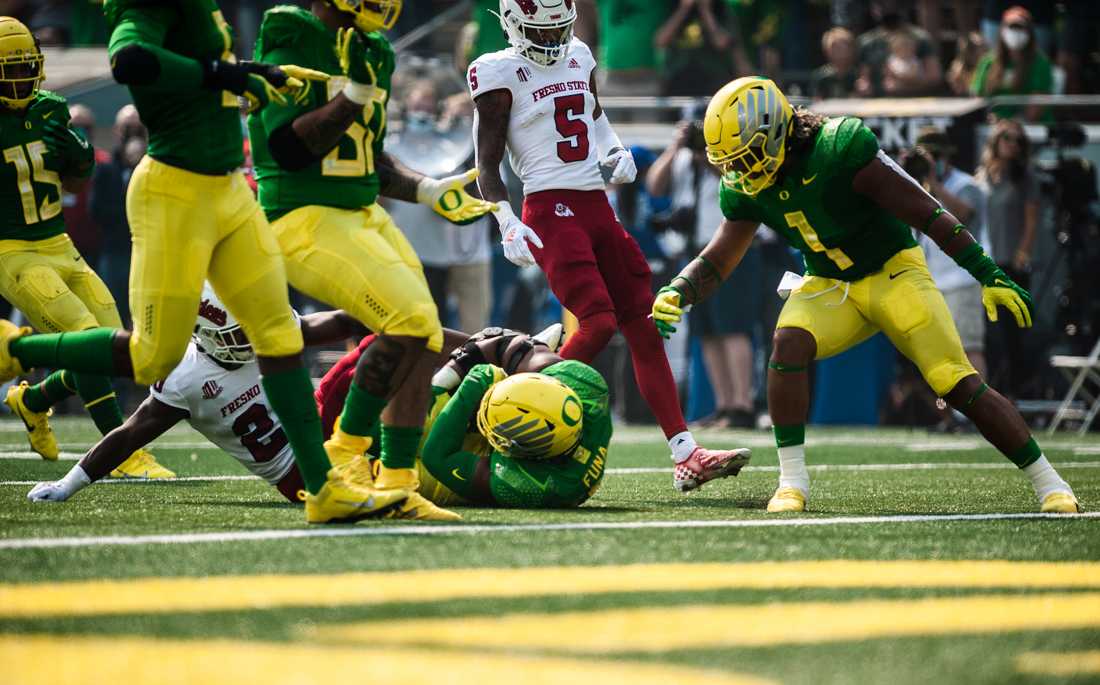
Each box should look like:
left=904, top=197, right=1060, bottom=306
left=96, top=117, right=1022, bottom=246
left=376, top=150, right=425, bottom=203
left=289, top=92, right=362, bottom=156
left=667, top=219, right=759, bottom=306
left=473, top=89, right=513, bottom=204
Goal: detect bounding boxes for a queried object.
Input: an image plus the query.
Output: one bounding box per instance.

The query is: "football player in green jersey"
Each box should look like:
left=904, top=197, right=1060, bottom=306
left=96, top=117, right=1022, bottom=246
left=0, top=17, right=172, bottom=478
left=0, top=1, right=410, bottom=523
left=652, top=76, right=1080, bottom=514
left=247, top=1, right=495, bottom=520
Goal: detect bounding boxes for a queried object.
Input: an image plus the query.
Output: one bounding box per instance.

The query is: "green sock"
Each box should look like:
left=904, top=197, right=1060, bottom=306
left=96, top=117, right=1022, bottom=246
left=261, top=367, right=331, bottom=494
left=10, top=328, right=118, bottom=376
left=73, top=373, right=124, bottom=435
left=338, top=382, right=387, bottom=437
left=21, top=370, right=76, bottom=413
left=773, top=423, right=805, bottom=448
left=380, top=424, right=421, bottom=470
left=1009, top=436, right=1042, bottom=468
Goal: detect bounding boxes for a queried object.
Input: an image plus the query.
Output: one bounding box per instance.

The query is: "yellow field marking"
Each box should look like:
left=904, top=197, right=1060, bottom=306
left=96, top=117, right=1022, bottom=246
left=0, top=634, right=776, bottom=685
left=1016, top=650, right=1100, bottom=676
left=3, top=560, right=1100, bottom=619
left=322, top=593, right=1100, bottom=652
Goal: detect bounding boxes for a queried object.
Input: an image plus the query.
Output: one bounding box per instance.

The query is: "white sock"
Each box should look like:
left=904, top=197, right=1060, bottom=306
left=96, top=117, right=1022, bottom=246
left=60, top=464, right=92, bottom=497
left=777, top=444, right=810, bottom=496
left=669, top=431, right=697, bottom=463
left=1023, top=455, right=1071, bottom=501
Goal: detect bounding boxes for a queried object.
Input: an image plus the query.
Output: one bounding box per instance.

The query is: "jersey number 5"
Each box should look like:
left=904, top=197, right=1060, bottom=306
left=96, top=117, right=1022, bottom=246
left=3, top=142, right=62, bottom=225
left=554, top=94, right=589, bottom=163
left=232, top=403, right=288, bottom=463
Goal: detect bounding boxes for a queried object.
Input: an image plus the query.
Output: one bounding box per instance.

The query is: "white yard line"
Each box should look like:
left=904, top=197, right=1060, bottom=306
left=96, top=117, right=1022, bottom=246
left=1, top=512, right=1096, bottom=551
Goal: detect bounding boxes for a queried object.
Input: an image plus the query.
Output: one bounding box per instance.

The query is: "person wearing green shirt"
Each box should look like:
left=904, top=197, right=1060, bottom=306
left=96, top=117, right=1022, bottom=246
left=652, top=76, right=1080, bottom=515
left=971, top=5, right=1053, bottom=122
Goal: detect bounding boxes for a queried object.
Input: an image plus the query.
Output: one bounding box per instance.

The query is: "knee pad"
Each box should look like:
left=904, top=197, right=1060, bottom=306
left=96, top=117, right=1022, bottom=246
left=110, top=43, right=161, bottom=86
left=130, top=338, right=189, bottom=386
left=386, top=302, right=443, bottom=352
left=19, top=266, right=97, bottom=332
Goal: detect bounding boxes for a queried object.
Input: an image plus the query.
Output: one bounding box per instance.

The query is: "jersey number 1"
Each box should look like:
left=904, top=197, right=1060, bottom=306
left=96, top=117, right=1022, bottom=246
left=3, top=142, right=62, bottom=225
left=554, top=94, right=589, bottom=163
left=783, top=211, right=854, bottom=271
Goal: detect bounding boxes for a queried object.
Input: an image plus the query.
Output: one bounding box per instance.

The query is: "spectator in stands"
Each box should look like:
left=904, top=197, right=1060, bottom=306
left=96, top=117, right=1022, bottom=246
left=971, top=6, right=1053, bottom=122
left=25, top=0, right=67, bottom=46
left=856, top=0, right=942, bottom=96
left=62, top=105, right=108, bottom=271
left=976, top=118, right=1038, bottom=398
left=946, top=31, right=987, bottom=95
left=386, top=80, right=491, bottom=333
left=905, top=130, right=988, bottom=379
left=646, top=112, right=758, bottom=428
left=585, top=0, right=670, bottom=97
left=91, top=105, right=146, bottom=328
left=980, top=0, right=1052, bottom=56
left=812, top=27, right=860, bottom=99
left=656, top=0, right=754, bottom=97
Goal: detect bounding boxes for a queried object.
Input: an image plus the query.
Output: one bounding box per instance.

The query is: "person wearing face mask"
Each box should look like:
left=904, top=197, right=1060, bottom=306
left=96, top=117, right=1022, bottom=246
left=856, top=0, right=943, bottom=96
left=971, top=5, right=1053, bottom=122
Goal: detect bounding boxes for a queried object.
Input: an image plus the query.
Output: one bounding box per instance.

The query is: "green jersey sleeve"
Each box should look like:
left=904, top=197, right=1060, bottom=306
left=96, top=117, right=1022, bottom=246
left=421, top=364, right=505, bottom=464
left=830, top=116, right=879, bottom=173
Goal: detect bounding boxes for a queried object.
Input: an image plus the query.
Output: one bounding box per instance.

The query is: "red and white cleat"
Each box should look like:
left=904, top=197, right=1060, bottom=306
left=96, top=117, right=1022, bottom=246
left=673, top=446, right=751, bottom=492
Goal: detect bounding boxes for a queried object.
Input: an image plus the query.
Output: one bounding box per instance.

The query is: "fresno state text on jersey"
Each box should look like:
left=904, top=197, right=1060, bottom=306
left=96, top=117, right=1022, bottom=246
left=468, top=38, right=604, bottom=195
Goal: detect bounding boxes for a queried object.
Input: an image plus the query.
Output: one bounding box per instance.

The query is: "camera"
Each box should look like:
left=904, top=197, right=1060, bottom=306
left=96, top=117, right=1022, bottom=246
left=686, top=120, right=706, bottom=152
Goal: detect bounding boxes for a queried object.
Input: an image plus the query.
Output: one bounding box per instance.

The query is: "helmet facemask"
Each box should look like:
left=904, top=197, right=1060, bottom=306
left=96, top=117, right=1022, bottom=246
left=0, top=25, right=43, bottom=111
left=704, top=79, right=792, bottom=197
left=328, top=0, right=403, bottom=33
left=495, top=1, right=576, bottom=68
left=192, top=285, right=255, bottom=368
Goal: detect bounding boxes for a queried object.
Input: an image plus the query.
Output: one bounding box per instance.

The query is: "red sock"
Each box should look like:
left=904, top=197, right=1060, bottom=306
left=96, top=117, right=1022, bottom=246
left=620, top=316, right=688, bottom=439
left=559, top=310, right=617, bottom=364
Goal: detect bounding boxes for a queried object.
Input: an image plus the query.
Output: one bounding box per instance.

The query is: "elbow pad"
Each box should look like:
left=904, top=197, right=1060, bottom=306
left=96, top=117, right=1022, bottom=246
left=268, top=124, right=319, bottom=172
left=110, top=44, right=161, bottom=86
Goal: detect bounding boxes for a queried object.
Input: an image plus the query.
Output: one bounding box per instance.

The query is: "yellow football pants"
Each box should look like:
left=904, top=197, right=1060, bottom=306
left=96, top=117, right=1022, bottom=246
left=272, top=203, right=443, bottom=352
left=776, top=247, right=976, bottom=396
left=126, top=157, right=301, bottom=384
left=0, top=234, right=121, bottom=332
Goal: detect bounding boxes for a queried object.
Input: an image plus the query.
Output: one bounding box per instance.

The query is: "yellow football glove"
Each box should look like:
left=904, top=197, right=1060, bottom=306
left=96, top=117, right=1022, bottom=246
left=982, top=282, right=1033, bottom=328
left=652, top=286, right=685, bottom=339
left=416, top=169, right=498, bottom=225
left=239, top=63, right=328, bottom=113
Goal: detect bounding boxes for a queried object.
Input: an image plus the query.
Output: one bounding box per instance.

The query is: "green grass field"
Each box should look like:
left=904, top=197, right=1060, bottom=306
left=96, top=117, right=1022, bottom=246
left=2, top=417, right=1099, bottom=684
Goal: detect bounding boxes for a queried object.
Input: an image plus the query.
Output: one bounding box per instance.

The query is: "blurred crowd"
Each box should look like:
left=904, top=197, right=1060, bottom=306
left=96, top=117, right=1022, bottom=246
left=8, top=0, right=1099, bottom=428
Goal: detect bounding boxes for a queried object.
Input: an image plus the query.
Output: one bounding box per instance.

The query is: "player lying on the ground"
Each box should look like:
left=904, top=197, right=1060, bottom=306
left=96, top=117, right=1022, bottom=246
left=247, top=1, right=496, bottom=521
left=316, top=326, right=629, bottom=508
left=26, top=286, right=462, bottom=505
left=0, top=17, right=171, bottom=478
left=469, top=0, right=750, bottom=493
left=651, top=76, right=1080, bottom=514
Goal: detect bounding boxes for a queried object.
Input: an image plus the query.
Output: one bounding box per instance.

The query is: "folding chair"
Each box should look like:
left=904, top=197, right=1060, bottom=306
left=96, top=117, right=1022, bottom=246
left=1048, top=337, right=1100, bottom=434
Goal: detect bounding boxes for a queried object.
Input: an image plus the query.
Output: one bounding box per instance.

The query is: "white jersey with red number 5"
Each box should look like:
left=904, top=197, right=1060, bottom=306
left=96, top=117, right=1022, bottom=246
left=468, top=38, right=604, bottom=195
left=150, top=343, right=295, bottom=486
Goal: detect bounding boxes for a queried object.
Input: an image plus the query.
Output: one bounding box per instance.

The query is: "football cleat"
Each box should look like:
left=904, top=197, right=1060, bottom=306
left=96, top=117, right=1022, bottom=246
left=324, top=427, right=375, bottom=488
left=5, top=381, right=58, bottom=460
left=305, top=468, right=409, bottom=524
left=0, top=319, right=30, bottom=383
left=673, top=446, right=751, bottom=493
left=1040, top=491, right=1081, bottom=514
left=767, top=486, right=808, bottom=513
left=375, top=465, right=462, bottom=521
left=110, top=449, right=176, bottom=479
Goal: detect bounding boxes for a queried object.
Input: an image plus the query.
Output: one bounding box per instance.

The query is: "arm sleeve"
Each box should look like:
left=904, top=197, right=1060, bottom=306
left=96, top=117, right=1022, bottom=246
left=467, top=57, right=511, bottom=99
left=840, top=119, right=880, bottom=172
left=108, top=5, right=204, bottom=90
left=149, top=370, right=190, bottom=413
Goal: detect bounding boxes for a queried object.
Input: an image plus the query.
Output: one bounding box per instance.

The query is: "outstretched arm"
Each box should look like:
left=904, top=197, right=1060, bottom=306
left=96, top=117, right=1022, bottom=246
left=300, top=310, right=369, bottom=346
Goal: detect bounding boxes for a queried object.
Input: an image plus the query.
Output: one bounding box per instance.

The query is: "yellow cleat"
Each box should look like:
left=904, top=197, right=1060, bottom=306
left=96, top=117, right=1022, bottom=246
left=5, top=381, right=58, bottom=460
left=110, top=449, right=176, bottom=479
left=0, top=320, right=31, bottom=383
left=324, top=427, right=375, bottom=488
left=375, top=465, right=462, bottom=521
left=305, top=468, right=409, bottom=524
left=1041, top=491, right=1081, bottom=514
left=767, top=486, right=807, bottom=513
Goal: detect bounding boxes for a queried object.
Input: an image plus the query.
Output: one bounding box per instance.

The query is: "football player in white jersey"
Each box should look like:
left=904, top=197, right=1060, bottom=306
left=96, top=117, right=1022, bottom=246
left=26, top=286, right=385, bottom=504
left=470, top=0, right=750, bottom=491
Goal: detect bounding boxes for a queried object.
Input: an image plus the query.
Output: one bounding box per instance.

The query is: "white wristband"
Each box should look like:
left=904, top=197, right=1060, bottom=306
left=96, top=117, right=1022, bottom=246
left=342, top=80, right=374, bottom=106
left=491, top=203, right=517, bottom=234
left=593, top=113, right=624, bottom=158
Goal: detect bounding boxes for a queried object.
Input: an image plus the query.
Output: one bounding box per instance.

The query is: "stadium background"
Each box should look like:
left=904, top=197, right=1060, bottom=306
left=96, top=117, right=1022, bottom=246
left=5, top=0, right=1100, bottom=433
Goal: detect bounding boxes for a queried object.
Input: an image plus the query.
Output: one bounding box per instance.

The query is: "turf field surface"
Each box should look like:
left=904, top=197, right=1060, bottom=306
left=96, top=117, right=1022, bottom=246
left=1, top=418, right=1098, bottom=684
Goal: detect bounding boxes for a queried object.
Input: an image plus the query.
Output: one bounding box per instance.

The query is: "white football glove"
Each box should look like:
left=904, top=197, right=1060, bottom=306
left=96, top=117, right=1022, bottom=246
left=28, top=480, right=72, bottom=502
left=494, top=204, right=543, bottom=268
left=602, top=147, right=637, bottom=184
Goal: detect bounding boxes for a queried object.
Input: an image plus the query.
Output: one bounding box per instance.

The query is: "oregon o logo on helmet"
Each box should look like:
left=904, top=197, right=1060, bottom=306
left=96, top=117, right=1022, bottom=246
left=440, top=189, right=463, bottom=212
left=561, top=395, right=582, bottom=427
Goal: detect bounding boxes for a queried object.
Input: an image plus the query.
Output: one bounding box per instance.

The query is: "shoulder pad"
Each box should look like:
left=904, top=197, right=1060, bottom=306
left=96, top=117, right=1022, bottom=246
left=255, top=4, right=326, bottom=56
left=824, top=116, right=878, bottom=170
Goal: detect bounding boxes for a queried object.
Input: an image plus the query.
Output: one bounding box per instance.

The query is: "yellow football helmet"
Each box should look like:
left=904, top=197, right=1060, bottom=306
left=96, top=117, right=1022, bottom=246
left=477, top=373, right=583, bottom=461
left=0, top=17, right=43, bottom=111
left=328, top=0, right=403, bottom=33
left=704, top=76, right=793, bottom=197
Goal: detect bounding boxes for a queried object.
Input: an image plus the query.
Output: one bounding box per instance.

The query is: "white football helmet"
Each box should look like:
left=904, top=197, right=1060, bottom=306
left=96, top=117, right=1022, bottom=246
left=494, top=0, right=576, bottom=68
left=193, top=283, right=254, bottom=366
